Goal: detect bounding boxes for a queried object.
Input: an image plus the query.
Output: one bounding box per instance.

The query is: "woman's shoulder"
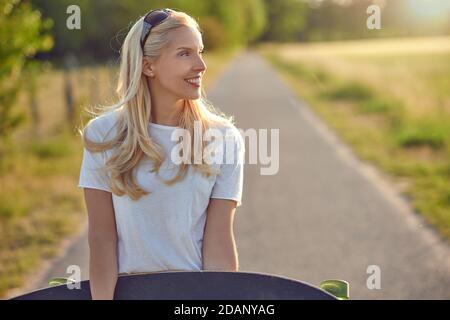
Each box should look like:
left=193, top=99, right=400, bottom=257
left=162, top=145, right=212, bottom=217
left=84, top=109, right=120, bottom=142
left=208, top=114, right=241, bottom=139
left=207, top=115, right=244, bottom=153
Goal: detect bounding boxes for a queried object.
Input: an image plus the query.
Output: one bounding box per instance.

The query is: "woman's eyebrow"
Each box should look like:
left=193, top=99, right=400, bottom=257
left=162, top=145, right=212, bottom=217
left=176, top=45, right=204, bottom=51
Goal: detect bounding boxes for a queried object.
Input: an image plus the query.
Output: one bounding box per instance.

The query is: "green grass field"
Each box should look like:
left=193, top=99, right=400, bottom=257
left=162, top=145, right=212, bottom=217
left=258, top=36, right=450, bottom=241
left=0, top=48, right=240, bottom=298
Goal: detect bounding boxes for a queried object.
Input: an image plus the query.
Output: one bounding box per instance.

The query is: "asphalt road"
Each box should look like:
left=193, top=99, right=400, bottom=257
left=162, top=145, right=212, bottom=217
left=28, top=50, right=450, bottom=299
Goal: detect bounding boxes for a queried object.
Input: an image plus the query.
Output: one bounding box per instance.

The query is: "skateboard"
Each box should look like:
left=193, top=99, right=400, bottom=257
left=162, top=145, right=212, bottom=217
left=11, top=271, right=349, bottom=300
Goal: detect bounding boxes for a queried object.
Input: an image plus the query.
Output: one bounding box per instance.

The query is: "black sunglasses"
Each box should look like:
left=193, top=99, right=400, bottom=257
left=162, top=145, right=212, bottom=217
left=140, top=8, right=172, bottom=50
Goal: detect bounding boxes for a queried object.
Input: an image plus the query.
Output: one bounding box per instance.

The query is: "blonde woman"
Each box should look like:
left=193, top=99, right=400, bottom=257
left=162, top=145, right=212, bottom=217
left=77, top=8, right=245, bottom=300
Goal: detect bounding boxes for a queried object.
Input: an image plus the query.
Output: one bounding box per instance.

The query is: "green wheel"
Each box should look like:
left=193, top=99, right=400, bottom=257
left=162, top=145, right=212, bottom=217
left=320, top=279, right=350, bottom=300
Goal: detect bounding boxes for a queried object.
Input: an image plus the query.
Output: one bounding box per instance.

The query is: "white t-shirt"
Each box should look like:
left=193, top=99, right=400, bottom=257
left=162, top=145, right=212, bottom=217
left=78, top=110, right=245, bottom=274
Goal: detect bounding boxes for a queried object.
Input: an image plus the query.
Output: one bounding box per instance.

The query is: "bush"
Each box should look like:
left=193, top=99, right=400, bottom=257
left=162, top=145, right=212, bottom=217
left=320, top=82, right=373, bottom=101
left=0, top=0, right=53, bottom=140
left=393, top=118, right=450, bottom=149
left=358, top=98, right=396, bottom=114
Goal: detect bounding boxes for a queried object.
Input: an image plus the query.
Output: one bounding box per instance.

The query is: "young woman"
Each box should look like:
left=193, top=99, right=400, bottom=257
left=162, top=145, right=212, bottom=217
left=77, top=8, right=245, bottom=299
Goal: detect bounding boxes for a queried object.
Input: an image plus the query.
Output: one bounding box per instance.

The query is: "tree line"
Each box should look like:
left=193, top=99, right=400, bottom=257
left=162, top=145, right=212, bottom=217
left=1, top=0, right=448, bottom=145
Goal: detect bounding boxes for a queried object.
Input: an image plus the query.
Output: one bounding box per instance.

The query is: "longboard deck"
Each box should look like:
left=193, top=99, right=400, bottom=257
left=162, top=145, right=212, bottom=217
left=11, top=271, right=336, bottom=300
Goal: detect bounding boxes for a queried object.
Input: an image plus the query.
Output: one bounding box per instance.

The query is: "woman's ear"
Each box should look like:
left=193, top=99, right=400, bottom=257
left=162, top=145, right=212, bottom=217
left=142, top=57, right=155, bottom=77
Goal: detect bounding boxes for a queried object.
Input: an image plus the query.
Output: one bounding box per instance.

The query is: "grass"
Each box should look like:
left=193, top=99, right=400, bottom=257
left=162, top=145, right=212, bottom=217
left=392, top=118, right=449, bottom=150
left=29, top=135, right=74, bottom=159
left=269, top=36, right=450, bottom=117
left=0, top=48, right=240, bottom=298
left=258, top=36, right=450, bottom=240
left=358, top=98, right=400, bottom=114
left=319, top=82, right=374, bottom=101
left=0, top=127, right=86, bottom=296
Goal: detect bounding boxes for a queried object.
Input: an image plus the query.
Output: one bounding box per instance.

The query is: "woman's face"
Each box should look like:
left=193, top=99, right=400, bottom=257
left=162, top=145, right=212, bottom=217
left=144, top=25, right=206, bottom=100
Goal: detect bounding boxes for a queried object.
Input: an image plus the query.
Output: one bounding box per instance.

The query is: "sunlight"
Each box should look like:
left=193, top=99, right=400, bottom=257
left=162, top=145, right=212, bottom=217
left=406, top=0, right=450, bottom=18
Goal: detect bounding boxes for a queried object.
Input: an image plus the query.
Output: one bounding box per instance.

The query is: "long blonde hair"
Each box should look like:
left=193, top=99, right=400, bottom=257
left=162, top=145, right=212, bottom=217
left=78, top=9, right=233, bottom=201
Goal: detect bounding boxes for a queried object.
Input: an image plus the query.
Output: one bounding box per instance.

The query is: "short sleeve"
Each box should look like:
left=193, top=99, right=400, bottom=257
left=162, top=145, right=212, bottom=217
left=210, top=126, right=245, bottom=207
left=78, top=121, right=112, bottom=192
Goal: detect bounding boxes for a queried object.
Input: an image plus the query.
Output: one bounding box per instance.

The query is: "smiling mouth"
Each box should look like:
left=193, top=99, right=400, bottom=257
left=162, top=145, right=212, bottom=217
left=185, top=76, right=201, bottom=87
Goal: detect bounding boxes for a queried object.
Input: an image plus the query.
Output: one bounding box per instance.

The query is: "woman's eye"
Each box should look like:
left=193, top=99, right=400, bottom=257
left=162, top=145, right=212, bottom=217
left=181, top=50, right=204, bottom=57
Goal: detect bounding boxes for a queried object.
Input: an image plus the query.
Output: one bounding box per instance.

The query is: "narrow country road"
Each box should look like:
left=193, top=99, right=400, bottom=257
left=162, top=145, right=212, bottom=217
left=28, top=50, right=450, bottom=299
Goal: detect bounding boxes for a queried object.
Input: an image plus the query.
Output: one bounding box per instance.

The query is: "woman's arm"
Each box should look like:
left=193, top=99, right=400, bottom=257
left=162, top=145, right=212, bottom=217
left=83, top=188, right=118, bottom=300
left=202, top=198, right=239, bottom=271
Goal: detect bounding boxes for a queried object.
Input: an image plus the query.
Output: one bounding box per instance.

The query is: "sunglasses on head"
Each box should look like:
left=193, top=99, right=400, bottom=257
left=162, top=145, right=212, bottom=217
left=140, top=8, right=172, bottom=50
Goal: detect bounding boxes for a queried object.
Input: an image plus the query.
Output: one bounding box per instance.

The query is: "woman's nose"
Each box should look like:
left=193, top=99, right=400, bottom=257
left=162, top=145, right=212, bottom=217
left=195, top=56, right=207, bottom=72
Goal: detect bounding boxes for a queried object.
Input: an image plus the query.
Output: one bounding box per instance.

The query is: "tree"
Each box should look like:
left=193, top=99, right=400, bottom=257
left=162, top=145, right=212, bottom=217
left=32, top=0, right=268, bottom=58
left=260, top=0, right=308, bottom=42
left=0, top=0, right=53, bottom=144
